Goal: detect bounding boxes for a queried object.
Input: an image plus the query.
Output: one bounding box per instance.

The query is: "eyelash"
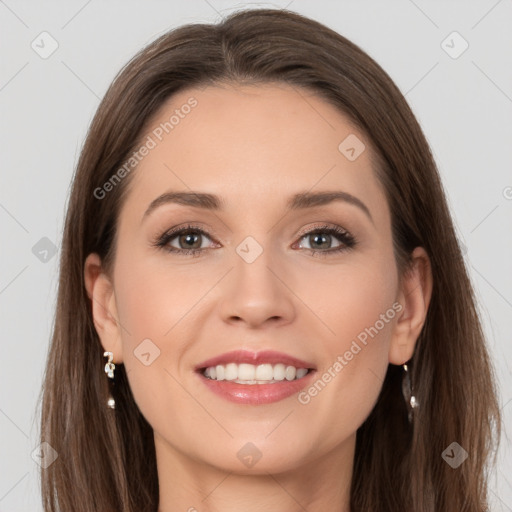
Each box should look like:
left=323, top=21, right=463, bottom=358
left=151, top=223, right=357, bottom=258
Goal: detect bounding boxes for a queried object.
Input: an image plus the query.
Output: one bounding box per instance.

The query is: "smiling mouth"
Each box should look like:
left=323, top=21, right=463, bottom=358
left=198, top=362, right=314, bottom=385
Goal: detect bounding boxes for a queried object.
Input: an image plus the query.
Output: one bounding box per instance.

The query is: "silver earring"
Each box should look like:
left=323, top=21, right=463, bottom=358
left=401, top=363, right=418, bottom=423
left=103, top=351, right=116, bottom=409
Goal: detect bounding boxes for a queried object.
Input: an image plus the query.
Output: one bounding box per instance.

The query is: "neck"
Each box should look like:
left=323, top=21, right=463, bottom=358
left=155, top=432, right=355, bottom=512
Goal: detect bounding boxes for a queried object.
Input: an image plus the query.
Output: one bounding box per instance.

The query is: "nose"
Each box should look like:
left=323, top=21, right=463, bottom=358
left=217, top=247, right=296, bottom=329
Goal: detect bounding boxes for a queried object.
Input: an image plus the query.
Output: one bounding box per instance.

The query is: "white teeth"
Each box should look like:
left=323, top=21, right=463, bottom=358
left=285, top=365, right=297, bottom=380
left=273, top=363, right=285, bottom=381
left=238, top=363, right=255, bottom=380
left=224, top=363, right=238, bottom=381
left=296, top=368, right=308, bottom=379
left=215, top=365, right=224, bottom=380
left=255, top=364, right=274, bottom=380
left=202, top=363, right=311, bottom=383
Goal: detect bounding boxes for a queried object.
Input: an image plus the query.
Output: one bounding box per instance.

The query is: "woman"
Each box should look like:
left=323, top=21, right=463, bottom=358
left=39, top=8, right=501, bottom=512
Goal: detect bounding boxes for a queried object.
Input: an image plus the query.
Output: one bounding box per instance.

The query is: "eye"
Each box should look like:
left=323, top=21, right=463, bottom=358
left=293, top=224, right=357, bottom=257
left=152, top=224, right=217, bottom=257
left=152, top=223, right=357, bottom=258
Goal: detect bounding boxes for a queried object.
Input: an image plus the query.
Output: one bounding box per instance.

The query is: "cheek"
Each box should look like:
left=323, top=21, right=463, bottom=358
left=111, top=249, right=198, bottom=414
left=111, top=241, right=242, bottom=422
left=304, top=252, right=398, bottom=347
left=296, top=256, right=398, bottom=428
left=113, top=245, right=209, bottom=345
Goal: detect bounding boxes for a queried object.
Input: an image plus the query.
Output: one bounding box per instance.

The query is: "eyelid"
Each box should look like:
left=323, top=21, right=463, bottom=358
left=295, top=222, right=349, bottom=238
left=153, top=223, right=218, bottom=246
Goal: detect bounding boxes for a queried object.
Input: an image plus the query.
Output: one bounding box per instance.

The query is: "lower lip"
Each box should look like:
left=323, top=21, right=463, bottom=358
left=196, top=370, right=316, bottom=405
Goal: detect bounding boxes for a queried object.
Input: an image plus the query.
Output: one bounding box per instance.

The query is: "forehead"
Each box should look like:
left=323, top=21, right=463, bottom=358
left=120, top=82, right=388, bottom=224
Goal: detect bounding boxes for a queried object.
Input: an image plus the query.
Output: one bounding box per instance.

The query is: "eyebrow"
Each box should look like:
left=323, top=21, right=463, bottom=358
left=141, top=190, right=374, bottom=224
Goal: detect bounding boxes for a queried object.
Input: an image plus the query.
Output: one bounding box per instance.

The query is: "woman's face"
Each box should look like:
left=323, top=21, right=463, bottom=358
left=87, top=82, right=422, bottom=476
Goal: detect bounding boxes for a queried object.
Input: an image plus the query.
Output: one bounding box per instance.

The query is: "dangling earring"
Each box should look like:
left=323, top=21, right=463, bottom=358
left=401, top=363, right=418, bottom=423
left=103, top=351, right=116, bottom=409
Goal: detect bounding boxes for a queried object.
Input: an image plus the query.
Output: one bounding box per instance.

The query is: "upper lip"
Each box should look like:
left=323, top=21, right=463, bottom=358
left=195, top=349, right=317, bottom=371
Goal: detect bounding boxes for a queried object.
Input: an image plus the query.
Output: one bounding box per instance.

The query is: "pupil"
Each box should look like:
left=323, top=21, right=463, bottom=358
left=312, top=234, right=329, bottom=249
left=181, top=232, right=200, bottom=249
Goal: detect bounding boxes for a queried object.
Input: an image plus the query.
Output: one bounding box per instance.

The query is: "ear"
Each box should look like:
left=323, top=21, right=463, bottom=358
left=389, top=246, right=433, bottom=365
left=84, top=253, right=124, bottom=364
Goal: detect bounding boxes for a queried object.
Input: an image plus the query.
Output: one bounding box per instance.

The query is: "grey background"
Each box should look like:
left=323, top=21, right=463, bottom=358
left=1, top=0, right=511, bottom=510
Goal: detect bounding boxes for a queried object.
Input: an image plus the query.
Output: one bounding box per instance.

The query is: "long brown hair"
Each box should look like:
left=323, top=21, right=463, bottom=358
left=39, top=8, right=501, bottom=511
